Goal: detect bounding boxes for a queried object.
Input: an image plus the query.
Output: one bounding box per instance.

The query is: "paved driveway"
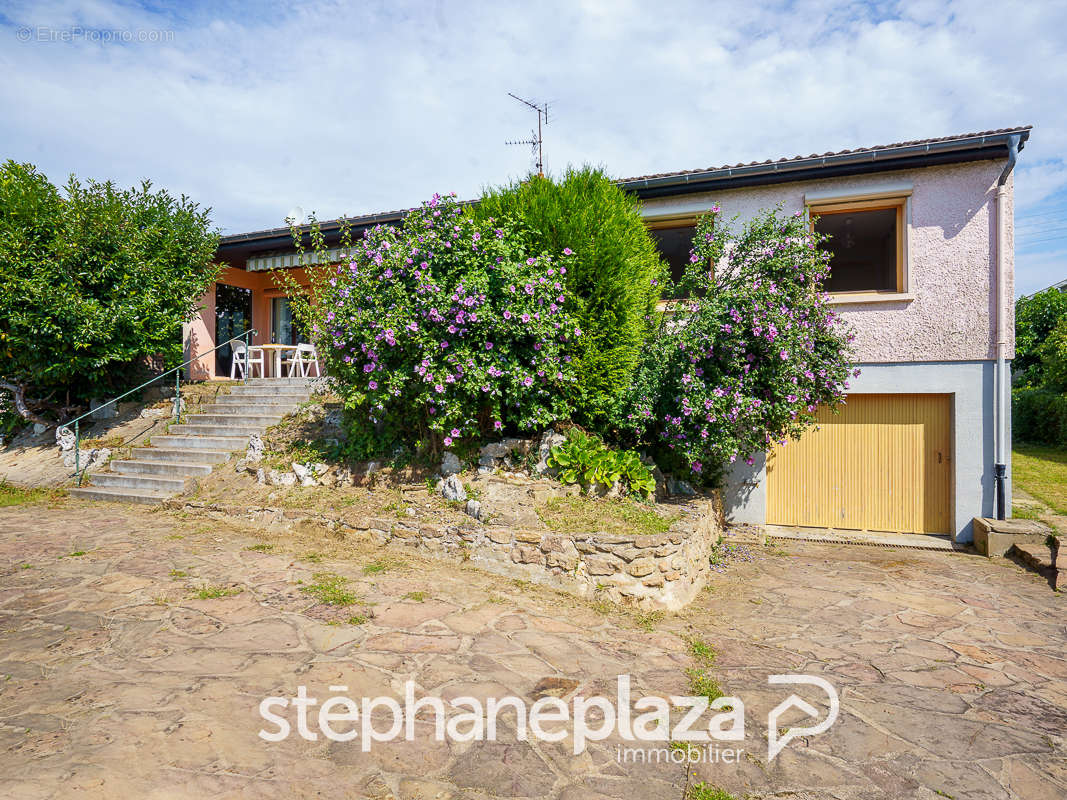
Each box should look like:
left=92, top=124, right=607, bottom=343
left=0, top=501, right=1064, bottom=799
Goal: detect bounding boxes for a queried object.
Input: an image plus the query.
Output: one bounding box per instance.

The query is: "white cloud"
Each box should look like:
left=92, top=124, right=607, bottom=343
left=1, top=0, right=1066, bottom=292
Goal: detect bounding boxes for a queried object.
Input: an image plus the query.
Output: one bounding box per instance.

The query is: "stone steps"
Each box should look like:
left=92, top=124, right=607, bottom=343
left=69, top=378, right=314, bottom=505
left=1010, top=541, right=1061, bottom=590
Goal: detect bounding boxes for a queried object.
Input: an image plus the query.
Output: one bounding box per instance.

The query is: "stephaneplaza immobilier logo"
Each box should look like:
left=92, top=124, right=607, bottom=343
left=258, top=673, right=838, bottom=761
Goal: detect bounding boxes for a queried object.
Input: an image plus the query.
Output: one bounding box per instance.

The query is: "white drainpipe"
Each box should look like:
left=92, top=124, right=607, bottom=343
left=994, top=134, right=1022, bottom=520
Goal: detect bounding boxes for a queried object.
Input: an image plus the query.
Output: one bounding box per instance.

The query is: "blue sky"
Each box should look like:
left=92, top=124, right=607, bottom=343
left=2, top=0, right=1066, bottom=296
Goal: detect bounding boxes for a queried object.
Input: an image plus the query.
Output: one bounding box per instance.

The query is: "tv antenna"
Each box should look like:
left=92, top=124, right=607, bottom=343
left=505, top=92, right=549, bottom=176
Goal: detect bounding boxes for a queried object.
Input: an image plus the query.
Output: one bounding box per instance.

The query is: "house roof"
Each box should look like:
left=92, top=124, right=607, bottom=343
left=218, top=125, right=1031, bottom=258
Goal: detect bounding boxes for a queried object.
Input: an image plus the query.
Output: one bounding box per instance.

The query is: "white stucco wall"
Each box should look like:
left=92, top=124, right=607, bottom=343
left=640, top=159, right=1014, bottom=364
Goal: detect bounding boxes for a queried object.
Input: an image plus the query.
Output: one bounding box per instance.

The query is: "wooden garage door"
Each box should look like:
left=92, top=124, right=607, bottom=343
left=767, top=394, right=952, bottom=534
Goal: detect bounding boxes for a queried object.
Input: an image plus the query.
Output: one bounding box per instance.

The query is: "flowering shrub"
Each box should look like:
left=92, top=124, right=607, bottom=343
left=619, top=206, right=855, bottom=480
left=304, top=194, right=582, bottom=451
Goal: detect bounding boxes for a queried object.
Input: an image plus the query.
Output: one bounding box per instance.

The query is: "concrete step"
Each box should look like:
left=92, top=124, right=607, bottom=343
left=229, top=384, right=312, bottom=397
left=184, top=413, right=283, bottom=426
left=193, top=403, right=292, bottom=415
left=153, top=434, right=249, bottom=451
left=169, top=423, right=267, bottom=437
left=112, top=459, right=215, bottom=477
left=91, top=472, right=187, bottom=492
left=214, top=394, right=307, bottom=406
left=244, top=378, right=317, bottom=386
left=134, top=447, right=233, bottom=464
left=68, top=486, right=172, bottom=505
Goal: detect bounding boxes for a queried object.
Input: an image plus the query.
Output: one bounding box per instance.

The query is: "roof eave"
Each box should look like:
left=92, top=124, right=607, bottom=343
left=621, top=129, right=1030, bottom=199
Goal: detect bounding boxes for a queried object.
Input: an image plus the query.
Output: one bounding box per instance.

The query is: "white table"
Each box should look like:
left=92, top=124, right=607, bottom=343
left=256, top=344, right=299, bottom=378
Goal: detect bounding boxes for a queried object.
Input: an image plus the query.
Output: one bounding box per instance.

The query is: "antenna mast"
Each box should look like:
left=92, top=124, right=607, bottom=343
left=505, top=92, right=549, bottom=176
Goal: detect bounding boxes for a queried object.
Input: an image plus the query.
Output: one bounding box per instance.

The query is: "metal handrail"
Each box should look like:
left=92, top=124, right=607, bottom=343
left=59, top=328, right=258, bottom=484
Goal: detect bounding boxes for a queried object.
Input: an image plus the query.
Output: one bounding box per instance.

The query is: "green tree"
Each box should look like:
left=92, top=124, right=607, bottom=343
left=473, top=168, right=666, bottom=430
left=1041, top=315, right=1067, bottom=393
left=0, top=161, right=220, bottom=423
left=1015, top=288, right=1067, bottom=387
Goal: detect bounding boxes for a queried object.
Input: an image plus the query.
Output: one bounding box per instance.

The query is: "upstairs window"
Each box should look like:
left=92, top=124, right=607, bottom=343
left=810, top=198, right=905, bottom=294
left=647, top=219, right=696, bottom=297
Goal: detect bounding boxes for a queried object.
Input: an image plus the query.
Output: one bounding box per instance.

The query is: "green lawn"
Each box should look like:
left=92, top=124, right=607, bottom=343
left=1013, top=444, right=1067, bottom=516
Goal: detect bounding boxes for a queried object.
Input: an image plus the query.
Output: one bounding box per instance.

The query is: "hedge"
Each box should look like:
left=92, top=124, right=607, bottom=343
left=1013, top=388, right=1067, bottom=447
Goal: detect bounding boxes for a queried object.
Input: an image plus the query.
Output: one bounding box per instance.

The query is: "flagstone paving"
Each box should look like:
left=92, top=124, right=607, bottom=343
left=0, top=500, right=1064, bottom=799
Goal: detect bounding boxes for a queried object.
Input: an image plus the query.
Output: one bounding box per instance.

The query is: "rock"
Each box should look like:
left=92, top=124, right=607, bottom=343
left=605, top=480, right=623, bottom=499
left=436, top=474, right=467, bottom=502
left=269, top=470, right=297, bottom=487
left=404, top=507, right=417, bottom=517
left=652, top=466, right=667, bottom=500
left=256, top=468, right=266, bottom=485
left=56, top=427, right=76, bottom=452
left=64, top=447, right=111, bottom=470
left=667, top=476, right=697, bottom=497
left=246, top=433, right=264, bottom=463
left=535, top=430, right=565, bottom=475
left=478, top=453, right=498, bottom=467
left=291, top=462, right=318, bottom=487
left=234, top=458, right=248, bottom=473
left=33, top=422, right=49, bottom=435
left=139, top=406, right=169, bottom=419
left=480, top=441, right=510, bottom=459
left=324, top=408, right=343, bottom=429
left=89, top=399, right=118, bottom=420
left=311, top=462, right=329, bottom=477
left=465, top=499, right=483, bottom=521
left=440, top=451, right=462, bottom=476
left=477, top=465, right=493, bottom=475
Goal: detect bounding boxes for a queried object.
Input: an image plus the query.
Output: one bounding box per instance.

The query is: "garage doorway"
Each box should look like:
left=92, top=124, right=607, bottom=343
left=766, top=394, right=953, bottom=534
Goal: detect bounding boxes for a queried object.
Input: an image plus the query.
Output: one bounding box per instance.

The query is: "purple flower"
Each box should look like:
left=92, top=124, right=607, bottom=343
left=434, top=384, right=445, bottom=393
left=368, top=380, right=378, bottom=390
left=562, top=248, right=573, bottom=256
left=450, top=428, right=460, bottom=437
left=493, top=420, right=502, bottom=430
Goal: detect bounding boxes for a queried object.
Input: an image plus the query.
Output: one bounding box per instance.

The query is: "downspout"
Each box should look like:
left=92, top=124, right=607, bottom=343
left=994, top=134, right=1022, bottom=520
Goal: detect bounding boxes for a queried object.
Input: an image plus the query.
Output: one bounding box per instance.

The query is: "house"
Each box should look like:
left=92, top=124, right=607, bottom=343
left=187, top=126, right=1030, bottom=543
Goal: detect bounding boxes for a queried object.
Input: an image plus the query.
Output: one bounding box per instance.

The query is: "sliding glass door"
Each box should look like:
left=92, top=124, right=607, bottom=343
left=271, top=297, right=308, bottom=346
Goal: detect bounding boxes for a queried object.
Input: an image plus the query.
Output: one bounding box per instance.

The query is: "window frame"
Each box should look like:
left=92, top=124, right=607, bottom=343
left=807, top=193, right=913, bottom=304
left=645, top=214, right=700, bottom=308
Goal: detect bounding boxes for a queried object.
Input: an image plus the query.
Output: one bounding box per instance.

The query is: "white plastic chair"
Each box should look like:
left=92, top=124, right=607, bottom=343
left=230, top=340, right=264, bottom=379
left=289, top=343, right=320, bottom=377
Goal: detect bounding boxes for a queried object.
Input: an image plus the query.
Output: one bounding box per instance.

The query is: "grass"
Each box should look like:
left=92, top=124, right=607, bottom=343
left=82, top=434, right=126, bottom=450
left=685, top=637, right=724, bottom=703
left=686, top=783, right=738, bottom=800
left=169, top=569, right=189, bottom=578
left=192, top=584, right=242, bottom=599
left=536, top=495, right=679, bottom=537
left=0, top=481, right=62, bottom=507
left=299, top=572, right=357, bottom=606
left=689, top=638, right=717, bottom=665
left=347, top=614, right=369, bottom=625
left=65, top=550, right=87, bottom=558
left=244, top=543, right=274, bottom=552
left=633, top=610, right=663, bottom=632
left=1013, top=444, right=1067, bottom=515
left=1012, top=504, right=1043, bottom=520
left=362, top=556, right=405, bottom=575
left=402, top=591, right=428, bottom=602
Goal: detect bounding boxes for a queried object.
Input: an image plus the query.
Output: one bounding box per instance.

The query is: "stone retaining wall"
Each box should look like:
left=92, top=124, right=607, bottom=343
left=164, top=493, right=722, bottom=611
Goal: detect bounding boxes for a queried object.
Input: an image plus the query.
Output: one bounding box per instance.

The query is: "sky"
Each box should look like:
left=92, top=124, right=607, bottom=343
left=2, top=0, right=1066, bottom=296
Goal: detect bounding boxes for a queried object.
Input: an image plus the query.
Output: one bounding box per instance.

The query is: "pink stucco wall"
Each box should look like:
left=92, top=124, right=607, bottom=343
left=641, top=160, right=1014, bottom=364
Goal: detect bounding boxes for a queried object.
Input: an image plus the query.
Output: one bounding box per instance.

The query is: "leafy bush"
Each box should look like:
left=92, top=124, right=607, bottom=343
left=618, top=206, right=855, bottom=481
left=474, top=168, right=667, bottom=429
left=547, top=429, right=656, bottom=498
left=1015, top=288, right=1067, bottom=388
left=1040, top=315, right=1067, bottom=393
left=283, top=193, right=581, bottom=452
left=1013, top=388, right=1067, bottom=447
left=0, top=161, right=220, bottom=422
